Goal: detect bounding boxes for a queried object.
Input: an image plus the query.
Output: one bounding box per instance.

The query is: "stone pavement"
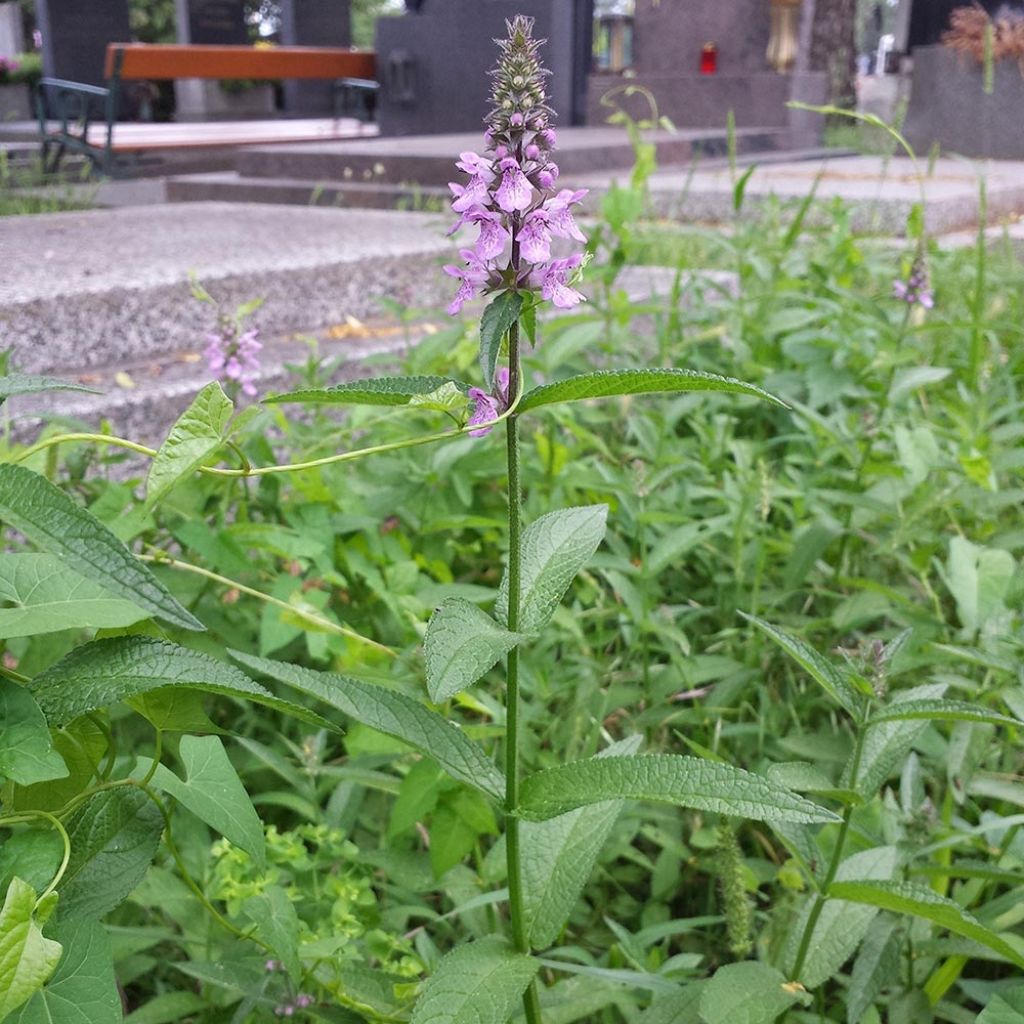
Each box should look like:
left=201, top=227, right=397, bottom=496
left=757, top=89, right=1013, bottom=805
left=618, top=155, right=1024, bottom=235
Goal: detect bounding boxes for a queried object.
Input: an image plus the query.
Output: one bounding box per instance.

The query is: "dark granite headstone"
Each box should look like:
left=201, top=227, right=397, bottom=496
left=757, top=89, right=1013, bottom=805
left=279, top=0, right=352, bottom=115
left=36, top=0, right=131, bottom=87
left=175, top=0, right=248, bottom=45
left=376, top=0, right=590, bottom=135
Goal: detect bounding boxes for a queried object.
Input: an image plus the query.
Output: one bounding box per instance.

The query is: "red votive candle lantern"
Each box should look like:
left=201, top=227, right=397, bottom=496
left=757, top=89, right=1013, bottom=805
left=700, top=41, right=718, bottom=75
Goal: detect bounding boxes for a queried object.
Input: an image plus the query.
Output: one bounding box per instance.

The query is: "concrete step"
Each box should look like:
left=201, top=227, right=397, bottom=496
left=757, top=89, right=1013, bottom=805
left=166, top=171, right=449, bottom=211
left=0, top=203, right=455, bottom=375
left=234, top=126, right=793, bottom=187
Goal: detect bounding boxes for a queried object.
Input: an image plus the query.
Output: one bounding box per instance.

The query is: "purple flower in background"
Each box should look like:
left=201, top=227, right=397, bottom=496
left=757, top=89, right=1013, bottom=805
left=467, top=367, right=511, bottom=437
left=444, top=16, right=588, bottom=325
left=205, top=323, right=262, bottom=397
left=893, top=255, right=934, bottom=309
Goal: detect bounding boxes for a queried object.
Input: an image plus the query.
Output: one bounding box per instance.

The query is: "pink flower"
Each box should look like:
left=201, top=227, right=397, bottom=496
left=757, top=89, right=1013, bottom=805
left=494, top=157, right=533, bottom=213
left=469, top=208, right=511, bottom=261
left=443, top=248, right=490, bottom=315
left=467, top=388, right=500, bottom=436
left=539, top=255, right=585, bottom=309
left=449, top=177, right=490, bottom=213
left=519, top=209, right=551, bottom=264
left=546, top=189, right=588, bottom=243
left=205, top=326, right=261, bottom=397
left=537, top=163, right=559, bottom=190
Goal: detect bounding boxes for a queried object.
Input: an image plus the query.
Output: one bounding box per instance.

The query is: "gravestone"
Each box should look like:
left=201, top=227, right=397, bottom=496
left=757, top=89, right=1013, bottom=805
left=279, top=0, right=352, bottom=116
left=375, top=0, right=591, bottom=135
left=175, top=0, right=248, bottom=44
left=35, top=0, right=131, bottom=86
left=0, top=3, right=25, bottom=60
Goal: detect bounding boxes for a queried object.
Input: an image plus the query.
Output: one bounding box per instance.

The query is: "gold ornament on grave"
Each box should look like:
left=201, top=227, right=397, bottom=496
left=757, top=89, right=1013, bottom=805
left=766, top=0, right=802, bottom=74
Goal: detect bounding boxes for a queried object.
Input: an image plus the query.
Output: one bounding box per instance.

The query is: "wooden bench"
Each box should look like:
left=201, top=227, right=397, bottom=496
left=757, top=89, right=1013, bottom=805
left=36, top=43, right=377, bottom=176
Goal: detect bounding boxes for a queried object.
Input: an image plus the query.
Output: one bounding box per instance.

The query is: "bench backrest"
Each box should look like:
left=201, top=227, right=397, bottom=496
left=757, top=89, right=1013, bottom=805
left=104, top=44, right=376, bottom=82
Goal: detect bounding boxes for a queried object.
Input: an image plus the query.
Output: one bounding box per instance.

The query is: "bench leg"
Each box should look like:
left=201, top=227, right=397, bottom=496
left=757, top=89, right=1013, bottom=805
left=41, top=139, right=65, bottom=176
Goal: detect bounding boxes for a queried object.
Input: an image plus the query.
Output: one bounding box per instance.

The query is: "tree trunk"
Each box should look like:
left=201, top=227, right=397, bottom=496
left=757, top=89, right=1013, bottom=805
left=810, top=0, right=857, bottom=109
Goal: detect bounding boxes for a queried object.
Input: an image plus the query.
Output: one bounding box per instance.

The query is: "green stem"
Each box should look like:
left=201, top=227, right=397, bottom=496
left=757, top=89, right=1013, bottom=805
left=790, top=701, right=871, bottom=981
left=503, top=314, right=543, bottom=1024
left=0, top=810, right=72, bottom=900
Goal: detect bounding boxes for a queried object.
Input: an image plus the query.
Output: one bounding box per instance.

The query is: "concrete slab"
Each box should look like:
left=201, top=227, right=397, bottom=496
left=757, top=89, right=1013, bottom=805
left=637, top=155, right=1024, bottom=235
left=0, top=203, right=455, bottom=373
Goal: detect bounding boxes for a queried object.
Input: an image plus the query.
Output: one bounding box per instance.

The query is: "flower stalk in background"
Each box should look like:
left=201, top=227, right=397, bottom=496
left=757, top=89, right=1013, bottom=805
left=190, top=275, right=264, bottom=398
left=892, top=252, right=934, bottom=309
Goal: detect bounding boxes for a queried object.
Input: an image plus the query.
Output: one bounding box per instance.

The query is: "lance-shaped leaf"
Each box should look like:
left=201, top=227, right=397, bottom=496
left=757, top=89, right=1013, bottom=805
left=0, top=878, right=62, bottom=1020
left=866, top=699, right=1021, bottom=729
left=146, top=381, right=233, bottom=504
left=139, top=735, right=265, bottom=870
left=409, top=936, right=538, bottom=1024
left=0, top=373, right=99, bottom=405
left=0, top=554, right=149, bottom=639
left=424, top=598, right=523, bottom=703
left=0, top=464, right=203, bottom=632
left=522, top=736, right=642, bottom=949
left=231, top=651, right=505, bottom=799
left=827, top=880, right=1024, bottom=969
left=58, top=788, right=163, bottom=920
left=479, top=291, right=522, bottom=387
left=518, top=755, right=840, bottom=824
left=265, top=376, right=469, bottom=406
left=518, top=368, right=785, bottom=414
left=27, top=637, right=333, bottom=730
left=742, top=613, right=859, bottom=714
left=13, top=917, right=120, bottom=1024
left=495, top=505, right=607, bottom=634
left=0, top=679, right=68, bottom=787
left=700, top=962, right=809, bottom=1024
left=846, top=916, right=901, bottom=1024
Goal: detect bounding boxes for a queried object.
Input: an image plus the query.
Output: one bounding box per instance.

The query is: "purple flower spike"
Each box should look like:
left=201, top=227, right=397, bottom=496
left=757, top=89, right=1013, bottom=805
left=494, top=157, right=533, bottom=212
left=467, top=387, right=500, bottom=436
left=520, top=209, right=552, bottom=264
left=470, top=209, right=511, bottom=262
left=547, top=189, right=588, bottom=243
left=540, top=255, right=585, bottom=309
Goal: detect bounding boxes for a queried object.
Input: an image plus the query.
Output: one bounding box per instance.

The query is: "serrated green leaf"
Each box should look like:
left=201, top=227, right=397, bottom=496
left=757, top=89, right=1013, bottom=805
left=495, top=506, right=607, bottom=633
left=424, top=598, right=523, bottom=703
left=847, top=915, right=901, bottom=1024
left=409, top=936, right=538, bottom=1024
left=0, top=878, right=63, bottom=1020
left=13, top=918, right=120, bottom=1024
left=58, top=788, right=163, bottom=920
left=146, top=382, right=233, bottom=504
left=265, top=376, right=468, bottom=406
left=638, top=985, right=704, bottom=1024
left=519, top=755, right=839, bottom=824
left=742, top=614, right=859, bottom=714
left=786, top=846, right=900, bottom=987
left=518, top=368, right=785, bottom=414
left=242, top=885, right=300, bottom=983
left=230, top=651, right=504, bottom=799
left=0, top=679, right=68, bottom=786
left=867, top=699, right=1020, bottom=729
left=479, top=292, right=522, bottom=387
left=27, top=636, right=333, bottom=731
left=522, top=736, right=642, bottom=950
left=0, top=464, right=202, bottom=631
left=140, top=735, right=265, bottom=871
left=827, top=880, right=1024, bottom=968
left=123, top=992, right=208, bottom=1024
left=765, top=762, right=861, bottom=806
left=0, top=554, right=149, bottom=639
left=0, top=374, right=99, bottom=405
left=699, top=961, right=807, bottom=1024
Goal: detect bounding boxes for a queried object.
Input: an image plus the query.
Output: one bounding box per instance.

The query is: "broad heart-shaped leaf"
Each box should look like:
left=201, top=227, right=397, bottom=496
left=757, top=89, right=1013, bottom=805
left=0, top=464, right=202, bottom=632
left=27, top=636, right=333, bottom=731
left=0, top=679, right=68, bottom=786
left=139, top=735, right=265, bottom=871
left=424, top=598, right=523, bottom=703
left=495, top=505, right=607, bottom=634
left=785, top=846, right=901, bottom=988
left=12, top=917, right=120, bottom=1024
left=0, top=373, right=99, bottom=405
left=518, top=755, right=839, bottom=824
left=828, top=880, right=1024, bottom=969
left=58, top=787, right=163, bottom=920
left=866, top=698, right=1021, bottom=729
left=241, top=885, right=301, bottom=984
left=409, top=936, right=538, bottom=1024
left=521, top=735, right=643, bottom=950
left=0, top=878, right=62, bottom=1020
left=479, top=291, right=522, bottom=387
left=231, top=651, right=505, bottom=800
left=146, top=381, right=233, bottom=504
left=265, top=376, right=469, bottom=407
left=0, top=554, right=149, bottom=639
left=741, top=613, right=859, bottom=715
left=518, top=368, right=786, bottom=414
left=700, top=961, right=809, bottom=1024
